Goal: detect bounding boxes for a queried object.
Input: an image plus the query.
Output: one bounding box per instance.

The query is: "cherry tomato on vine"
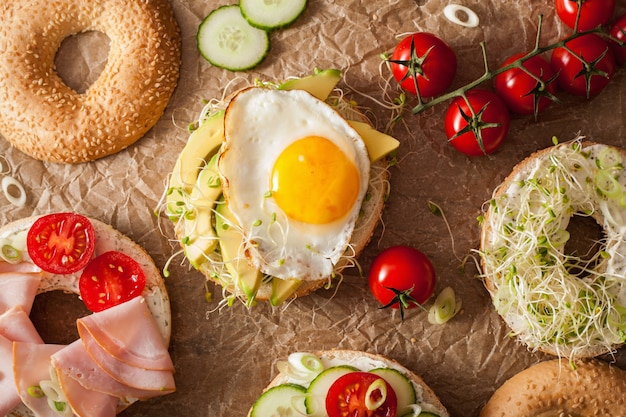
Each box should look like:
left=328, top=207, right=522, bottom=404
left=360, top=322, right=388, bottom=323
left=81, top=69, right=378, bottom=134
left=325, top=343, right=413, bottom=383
left=609, top=13, right=626, bottom=66
left=555, top=0, right=616, bottom=31
left=79, top=251, right=146, bottom=312
left=494, top=53, right=558, bottom=116
left=551, top=33, right=616, bottom=97
left=27, top=212, right=96, bottom=274
left=326, top=372, right=397, bottom=417
left=388, top=32, right=457, bottom=98
left=444, top=89, right=510, bottom=157
left=368, top=246, right=436, bottom=319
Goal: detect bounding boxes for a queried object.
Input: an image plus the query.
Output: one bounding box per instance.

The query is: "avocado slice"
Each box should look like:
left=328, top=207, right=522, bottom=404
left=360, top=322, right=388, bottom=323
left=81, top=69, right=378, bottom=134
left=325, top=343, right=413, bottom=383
left=278, top=68, right=342, bottom=101
left=166, top=111, right=224, bottom=217
left=183, top=154, right=222, bottom=268
left=215, top=199, right=262, bottom=305
left=269, top=277, right=302, bottom=306
left=347, top=120, right=400, bottom=162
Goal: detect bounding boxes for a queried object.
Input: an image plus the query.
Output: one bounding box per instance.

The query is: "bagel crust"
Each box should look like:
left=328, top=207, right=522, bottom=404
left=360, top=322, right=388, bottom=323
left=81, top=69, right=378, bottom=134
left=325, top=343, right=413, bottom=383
left=480, top=359, right=626, bottom=417
left=480, top=140, right=626, bottom=359
left=0, top=0, right=181, bottom=163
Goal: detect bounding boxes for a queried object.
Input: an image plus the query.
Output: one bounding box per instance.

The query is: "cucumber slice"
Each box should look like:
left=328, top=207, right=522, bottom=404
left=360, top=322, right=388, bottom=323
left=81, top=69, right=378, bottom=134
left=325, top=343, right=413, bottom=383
left=250, top=383, right=306, bottom=417
left=197, top=5, right=269, bottom=71
left=369, top=368, right=417, bottom=416
left=305, top=365, right=358, bottom=416
left=240, top=0, right=307, bottom=31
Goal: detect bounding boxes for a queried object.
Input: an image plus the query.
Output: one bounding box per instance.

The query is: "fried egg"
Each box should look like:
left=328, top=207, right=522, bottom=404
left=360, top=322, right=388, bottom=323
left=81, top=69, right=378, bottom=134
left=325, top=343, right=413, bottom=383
left=218, top=88, right=370, bottom=280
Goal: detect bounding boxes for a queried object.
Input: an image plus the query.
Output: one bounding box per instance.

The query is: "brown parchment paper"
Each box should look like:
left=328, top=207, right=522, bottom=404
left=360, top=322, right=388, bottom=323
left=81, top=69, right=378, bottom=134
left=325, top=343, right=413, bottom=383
left=3, top=0, right=626, bottom=416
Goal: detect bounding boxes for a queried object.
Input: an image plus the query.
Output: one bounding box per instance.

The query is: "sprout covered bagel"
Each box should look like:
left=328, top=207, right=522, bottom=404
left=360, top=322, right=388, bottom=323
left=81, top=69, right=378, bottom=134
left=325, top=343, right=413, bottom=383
left=161, top=69, right=399, bottom=306
left=480, top=139, right=626, bottom=358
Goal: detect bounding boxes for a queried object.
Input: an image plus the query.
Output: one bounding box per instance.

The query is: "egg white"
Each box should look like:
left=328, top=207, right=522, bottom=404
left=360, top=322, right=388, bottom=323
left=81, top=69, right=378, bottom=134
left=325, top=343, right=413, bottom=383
left=217, top=88, right=370, bottom=281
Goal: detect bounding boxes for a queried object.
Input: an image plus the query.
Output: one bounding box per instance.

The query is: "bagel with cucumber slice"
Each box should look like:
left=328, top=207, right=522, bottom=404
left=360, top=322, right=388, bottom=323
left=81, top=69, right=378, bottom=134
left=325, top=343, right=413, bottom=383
left=162, top=69, right=399, bottom=307
left=248, top=350, right=449, bottom=417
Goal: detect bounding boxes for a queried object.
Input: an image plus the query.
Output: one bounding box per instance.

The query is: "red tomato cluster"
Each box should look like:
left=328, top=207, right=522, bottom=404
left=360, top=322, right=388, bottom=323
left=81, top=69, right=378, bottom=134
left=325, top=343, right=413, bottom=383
left=389, top=0, right=626, bottom=157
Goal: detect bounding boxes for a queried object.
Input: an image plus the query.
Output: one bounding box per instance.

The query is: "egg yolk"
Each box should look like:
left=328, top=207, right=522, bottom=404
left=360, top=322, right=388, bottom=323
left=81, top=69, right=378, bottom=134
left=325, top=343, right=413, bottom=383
left=270, top=136, right=360, bottom=224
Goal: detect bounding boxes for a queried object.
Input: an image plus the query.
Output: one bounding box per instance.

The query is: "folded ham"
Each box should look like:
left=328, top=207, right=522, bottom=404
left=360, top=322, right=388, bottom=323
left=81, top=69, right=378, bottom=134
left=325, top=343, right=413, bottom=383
left=0, top=271, right=41, bottom=314
left=76, top=296, right=174, bottom=372
left=13, top=342, right=66, bottom=417
left=0, top=306, right=43, bottom=415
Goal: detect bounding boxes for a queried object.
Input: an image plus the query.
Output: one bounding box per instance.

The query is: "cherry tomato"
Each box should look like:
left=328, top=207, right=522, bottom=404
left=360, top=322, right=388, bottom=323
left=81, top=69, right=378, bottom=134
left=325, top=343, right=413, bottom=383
left=326, top=372, right=397, bottom=417
left=609, top=13, right=626, bottom=66
left=555, top=0, right=616, bottom=31
left=79, top=251, right=146, bottom=312
left=389, top=32, right=457, bottom=98
left=551, top=33, right=616, bottom=97
left=494, top=53, right=558, bottom=116
left=27, top=212, right=96, bottom=274
left=444, top=89, right=510, bottom=156
left=368, top=246, right=436, bottom=319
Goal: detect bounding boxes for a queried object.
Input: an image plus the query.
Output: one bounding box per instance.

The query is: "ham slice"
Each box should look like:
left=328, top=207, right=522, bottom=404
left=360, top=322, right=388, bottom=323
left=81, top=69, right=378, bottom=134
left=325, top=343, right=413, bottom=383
left=52, top=340, right=171, bottom=400
left=0, top=335, right=21, bottom=415
left=0, top=271, right=41, bottom=314
left=76, top=296, right=174, bottom=372
left=0, top=307, right=43, bottom=415
left=0, top=261, right=41, bottom=274
left=0, top=305, right=44, bottom=343
left=13, top=342, right=66, bottom=417
left=55, top=367, right=117, bottom=417
left=79, top=327, right=176, bottom=393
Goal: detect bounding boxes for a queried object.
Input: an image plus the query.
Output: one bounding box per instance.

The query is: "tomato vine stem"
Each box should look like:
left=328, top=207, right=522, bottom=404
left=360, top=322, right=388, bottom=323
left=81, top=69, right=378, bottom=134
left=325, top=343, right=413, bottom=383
left=410, top=14, right=614, bottom=114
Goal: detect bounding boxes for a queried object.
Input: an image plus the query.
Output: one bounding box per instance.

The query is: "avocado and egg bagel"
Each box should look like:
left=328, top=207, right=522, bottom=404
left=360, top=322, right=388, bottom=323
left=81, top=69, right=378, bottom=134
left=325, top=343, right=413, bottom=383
left=162, top=69, right=399, bottom=306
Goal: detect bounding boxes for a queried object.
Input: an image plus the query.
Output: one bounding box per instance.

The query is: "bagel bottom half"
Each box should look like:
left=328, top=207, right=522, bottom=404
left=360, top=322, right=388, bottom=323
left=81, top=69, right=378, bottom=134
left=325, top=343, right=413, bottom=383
left=480, top=359, right=626, bottom=417
left=0, top=213, right=171, bottom=416
left=165, top=80, right=394, bottom=306
left=250, top=349, right=449, bottom=417
left=479, top=139, right=626, bottom=358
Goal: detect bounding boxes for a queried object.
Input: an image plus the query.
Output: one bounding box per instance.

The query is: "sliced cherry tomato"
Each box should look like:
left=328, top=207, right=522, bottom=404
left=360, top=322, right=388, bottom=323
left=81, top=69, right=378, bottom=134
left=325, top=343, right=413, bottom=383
left=555, top=0, right=616, bottom=31
left=444, top=89, right=510, bottom=156
left=79, top=251, right=146, bottom=312
left=551, top=33, right=616, bottom=97
left=609, top=13, right=626, bottom=66
left=388, top=32, right=457, bottom=98
left=368, top=246, right=436, bottom=320
left=27, top=212, right=96, bottom=274
left=326, top=372, right=397, bottom=417
left=494, top=53, right=558, bottom=116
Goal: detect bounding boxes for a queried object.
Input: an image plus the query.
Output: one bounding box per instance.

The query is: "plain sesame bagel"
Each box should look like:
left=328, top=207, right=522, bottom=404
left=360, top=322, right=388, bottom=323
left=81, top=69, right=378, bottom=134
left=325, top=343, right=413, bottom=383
left=0, top=0, right=181, bottom=163
left=479, top=359, right=626, bottom=417
left=480, top=139, right=626, bottom=359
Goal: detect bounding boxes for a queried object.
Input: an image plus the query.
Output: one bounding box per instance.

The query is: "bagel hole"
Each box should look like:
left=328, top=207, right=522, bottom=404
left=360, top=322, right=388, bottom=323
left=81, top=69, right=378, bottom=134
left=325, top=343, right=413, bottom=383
left=563, top=215, right=605, bottom=275
left=54, top=31, right=110, bottom=94
left=30, top=291, right=90, bottom=345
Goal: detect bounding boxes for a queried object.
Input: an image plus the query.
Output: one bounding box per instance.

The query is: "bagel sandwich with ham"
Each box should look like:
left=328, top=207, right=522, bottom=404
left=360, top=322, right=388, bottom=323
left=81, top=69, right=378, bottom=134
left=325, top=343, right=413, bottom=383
left=0, top=213, right=174, bottom=417
left=162, top=69, right=400, bottom=307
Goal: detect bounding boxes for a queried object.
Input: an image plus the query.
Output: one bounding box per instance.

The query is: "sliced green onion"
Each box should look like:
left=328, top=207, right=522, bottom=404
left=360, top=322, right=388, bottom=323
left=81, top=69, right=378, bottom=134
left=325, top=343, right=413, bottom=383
left=428, top=287, right=462, bottom=325
left=27, top=385, right=45, bottom=398
left=594, top=169, right=622, bottom=199
left=1, top=175, right=26, bottom=207
left=597, top=147, right=622, bottom=169
left=365, top=379, right=387, bottom=410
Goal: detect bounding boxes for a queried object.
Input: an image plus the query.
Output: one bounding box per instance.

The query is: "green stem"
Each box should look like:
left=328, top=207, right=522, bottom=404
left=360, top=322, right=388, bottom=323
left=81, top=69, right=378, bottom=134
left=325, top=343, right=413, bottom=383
left=410, top=14, right=610, bottom=114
